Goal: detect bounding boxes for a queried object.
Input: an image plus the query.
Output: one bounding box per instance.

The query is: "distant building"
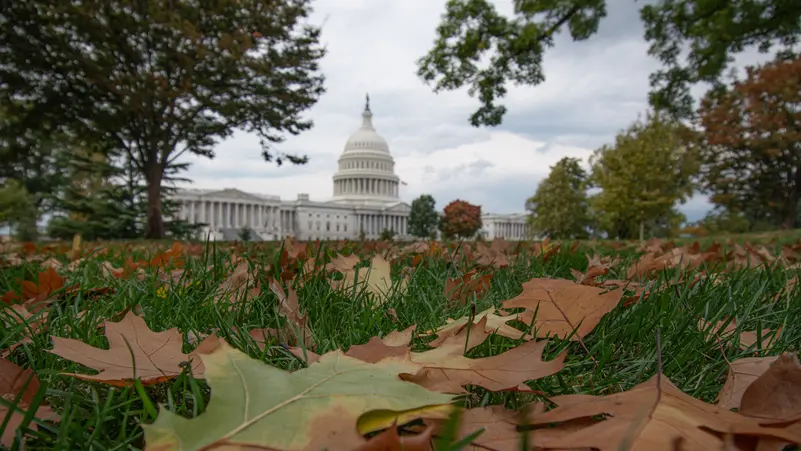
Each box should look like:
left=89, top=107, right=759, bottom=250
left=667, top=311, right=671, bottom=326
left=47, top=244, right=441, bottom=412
left=170, top=95, right=528, bottom=241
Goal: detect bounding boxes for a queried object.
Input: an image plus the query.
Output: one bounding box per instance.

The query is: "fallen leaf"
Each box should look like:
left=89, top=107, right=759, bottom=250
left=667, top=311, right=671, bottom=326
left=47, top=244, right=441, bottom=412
left=0, top=358, right=58, bottom=447
left=444, top=271, right=493, bottom=305
left=47, top=312, right=209, bottom=386
left=526, top=374, right=801, bottom=450
left=422, top=309, right=532, bottom=347
left=740, top=352, right=801, bottom=422
left=331, top=254, right=407, bottom=302
left=501, top=278, right=623, bottom=340
left=142, top=340, right=454, bottom=450
left=717, top=356, right=779, bottom=410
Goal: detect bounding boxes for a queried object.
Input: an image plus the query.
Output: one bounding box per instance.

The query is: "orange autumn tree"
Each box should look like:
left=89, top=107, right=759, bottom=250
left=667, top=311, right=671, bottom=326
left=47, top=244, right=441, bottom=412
left=440, top=200, right=482, bottom=239
left=698, top=54, right=801, bottom=230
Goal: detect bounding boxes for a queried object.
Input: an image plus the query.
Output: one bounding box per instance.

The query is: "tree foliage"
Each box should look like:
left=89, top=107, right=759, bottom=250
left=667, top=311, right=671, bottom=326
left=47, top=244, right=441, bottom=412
left=0, top=0, right=326, bottom=238
left=590, top=111, right=700, bottom=239
left=440, top=200, right=482, bottom=239
left=0, top=178, right=37, bottom=240
left=697, top=53, right=801, bottom=230
left=416, top=0, right=801, bottom=125
left=408, top=194, right=440, bottom=238
left=526, top=157, right=591, bottom=239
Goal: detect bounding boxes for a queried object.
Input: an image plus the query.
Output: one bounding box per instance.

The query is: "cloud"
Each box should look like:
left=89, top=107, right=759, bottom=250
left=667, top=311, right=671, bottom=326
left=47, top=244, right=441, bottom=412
left=175, top=0, right=775, bottom=221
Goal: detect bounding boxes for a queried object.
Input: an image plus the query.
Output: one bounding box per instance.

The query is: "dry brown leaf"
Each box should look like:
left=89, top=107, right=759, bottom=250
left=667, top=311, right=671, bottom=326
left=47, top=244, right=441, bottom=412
left=330, top=254, right=407, bottom=302
left=501, top=278, right=623, bottom=340
left=740, top=352, right=801, bottom=422
left=47, top=312, right=211, bottom=386
left=527, top=374, right=801, bottom=450
left=717, top=356, right=779, bottom=410
left=443, top=271, right=493, bottom=305
left=0, top=357, right=58, bottom=447
left=422, top=309, right=532, bottom=347
left=291, top=317, right=565, bottom=394
left=215, top=261, right=260, bottom=304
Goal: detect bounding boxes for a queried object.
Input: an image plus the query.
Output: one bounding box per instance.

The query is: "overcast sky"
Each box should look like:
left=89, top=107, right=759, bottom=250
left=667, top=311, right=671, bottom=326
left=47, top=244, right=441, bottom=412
left=176, top=0, right=771, bottom=222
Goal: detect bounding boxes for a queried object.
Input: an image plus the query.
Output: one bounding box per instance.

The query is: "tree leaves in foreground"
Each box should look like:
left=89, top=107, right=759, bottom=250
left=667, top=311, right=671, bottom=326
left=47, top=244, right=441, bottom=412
left=698, top=53, right=801, bottom=230
left=142, top=341, right=454, bottom=451
left=0, top=0, right=326, bottom=238
left=48, top=312, right=211, bottom=387
left=416, top=0, right=801, bottom=126
left=589, top=110, right=700, bottom=240
left=526, top=157, right=591, bottom=240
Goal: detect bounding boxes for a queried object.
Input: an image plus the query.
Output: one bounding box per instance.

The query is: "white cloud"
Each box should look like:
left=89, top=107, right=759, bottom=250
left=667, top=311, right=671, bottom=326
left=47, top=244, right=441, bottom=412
left=175, top=0, right=777, bottom=222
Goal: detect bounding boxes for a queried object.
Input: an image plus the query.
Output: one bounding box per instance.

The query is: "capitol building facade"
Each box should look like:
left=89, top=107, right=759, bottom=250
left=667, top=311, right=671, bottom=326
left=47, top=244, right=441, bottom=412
left=170, top=98, right=531, bottom=241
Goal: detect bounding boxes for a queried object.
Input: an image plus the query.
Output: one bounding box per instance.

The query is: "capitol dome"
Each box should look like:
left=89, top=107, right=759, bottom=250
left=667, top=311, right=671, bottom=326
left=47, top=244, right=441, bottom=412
left=331, top=94, right=401, bottom=205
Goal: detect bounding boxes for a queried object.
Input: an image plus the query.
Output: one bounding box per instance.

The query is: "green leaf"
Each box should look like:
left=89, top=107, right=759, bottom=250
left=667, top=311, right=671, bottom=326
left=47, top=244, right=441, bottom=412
left=142, top=341, right=454, bottom=451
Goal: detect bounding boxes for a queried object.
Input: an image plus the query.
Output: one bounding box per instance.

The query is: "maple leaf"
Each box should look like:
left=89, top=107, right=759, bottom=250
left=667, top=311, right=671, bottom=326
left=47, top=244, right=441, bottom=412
left=47, top=312, right=212, bottom=386
left=0, top=357, right=58, bottom=447
left=527, top=374, right=801, bottom=450
left=716, top=355, right=779, bottom=410
left=142, top=340, right=454, bottom=451
left=501, top=278, right=623, bottom=340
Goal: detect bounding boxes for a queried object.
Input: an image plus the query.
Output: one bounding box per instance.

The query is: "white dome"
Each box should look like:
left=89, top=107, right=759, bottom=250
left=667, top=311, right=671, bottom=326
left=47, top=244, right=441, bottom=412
left=330, top=95, right=401, bottom=205
left=342, top=105, right=389, bottom=153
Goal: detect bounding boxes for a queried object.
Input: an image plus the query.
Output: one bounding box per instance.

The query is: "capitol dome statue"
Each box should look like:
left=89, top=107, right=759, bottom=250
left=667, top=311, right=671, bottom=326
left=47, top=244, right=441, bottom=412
left=330, top=94, right=401, bottom=205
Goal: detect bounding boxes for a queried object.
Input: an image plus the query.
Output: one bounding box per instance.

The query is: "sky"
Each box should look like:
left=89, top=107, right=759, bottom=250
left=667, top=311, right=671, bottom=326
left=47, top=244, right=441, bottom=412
left=176, top=0, right=772, bottom=223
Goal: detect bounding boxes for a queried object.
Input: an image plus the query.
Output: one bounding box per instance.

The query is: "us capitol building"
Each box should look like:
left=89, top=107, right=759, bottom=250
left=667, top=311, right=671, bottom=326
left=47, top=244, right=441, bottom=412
left=170, top=97, right=531, bottom=241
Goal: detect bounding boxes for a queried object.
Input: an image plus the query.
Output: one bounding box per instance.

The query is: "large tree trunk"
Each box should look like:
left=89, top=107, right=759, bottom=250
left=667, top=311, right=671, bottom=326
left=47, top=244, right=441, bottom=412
left=144, top=164, right=165, bottom=239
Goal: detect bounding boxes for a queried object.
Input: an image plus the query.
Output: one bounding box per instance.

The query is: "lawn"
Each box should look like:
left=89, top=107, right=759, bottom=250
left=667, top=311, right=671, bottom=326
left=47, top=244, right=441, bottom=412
left=1, top=236, right=799, bottom=450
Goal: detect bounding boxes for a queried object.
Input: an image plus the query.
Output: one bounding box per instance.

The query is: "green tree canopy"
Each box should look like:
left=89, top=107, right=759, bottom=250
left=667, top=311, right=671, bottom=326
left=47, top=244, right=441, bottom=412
left=0, top=0, right=326, bottom=238
left=417, top=0, right=801, bottom=126
left=698, top=53, right=801, bottom=230
left=590, top=110, right=700, bottom=239
left=526, top=157, right=591, bottom=239
left=0, top=178, right=37, bottom=240
left=408, top=194, right=440, bottom=238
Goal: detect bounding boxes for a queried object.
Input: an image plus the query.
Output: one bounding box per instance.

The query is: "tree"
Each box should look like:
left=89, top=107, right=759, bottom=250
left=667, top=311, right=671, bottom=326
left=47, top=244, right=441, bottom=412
left=416, top=0, right=801, bottom=125
left=440, top=200, right=482, bottom=239
left=590, top=111, right=700, bottom=240
left=408, top=194, right=439, bottom=238
left=697, top=54, right=801, bottom=230
left=526, top=157, right=591, bottom=239
left=0, top=179, right=38, bottom=240
left=0, top=1, right=326, bottom=238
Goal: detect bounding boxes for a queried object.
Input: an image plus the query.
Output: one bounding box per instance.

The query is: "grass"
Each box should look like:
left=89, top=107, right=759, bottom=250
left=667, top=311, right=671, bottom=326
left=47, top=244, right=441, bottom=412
left=0, top=237, right=799, bottom=450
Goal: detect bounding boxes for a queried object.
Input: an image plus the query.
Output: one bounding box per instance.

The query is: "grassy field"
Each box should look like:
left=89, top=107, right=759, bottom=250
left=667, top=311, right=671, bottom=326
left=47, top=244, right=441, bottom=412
left=1, top=236, right=799, bottom=450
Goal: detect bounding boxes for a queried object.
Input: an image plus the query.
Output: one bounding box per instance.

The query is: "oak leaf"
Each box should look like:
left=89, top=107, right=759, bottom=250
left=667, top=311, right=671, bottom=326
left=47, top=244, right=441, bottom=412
left=526, top=374, right=801, bottom=450
left=501, top=278, right=623, bottom=340
left=291, top=318, right=565, bottom=394
left=444, top=271, right=493, bottom=305
left=48, top=312, right=209, bottom=386
left=422, top=308, right=532, bottom=347
left=716, top=356, right=779, bottom=410
left=142, top=340, right=454, bottom=451
left=1, top=357, right=58, bottom=447
left=740, top=352, right=801, bottom=423
left=330, top=254, right=407, bottom=302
